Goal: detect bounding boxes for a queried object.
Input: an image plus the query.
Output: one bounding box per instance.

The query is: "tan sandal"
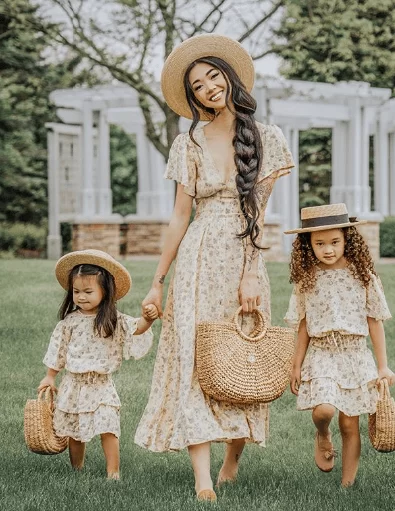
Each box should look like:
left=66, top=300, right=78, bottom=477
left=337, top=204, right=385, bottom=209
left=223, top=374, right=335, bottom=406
left=314, top=432, right=336, bottom=472
left=196, top=489, right=217, bottom=502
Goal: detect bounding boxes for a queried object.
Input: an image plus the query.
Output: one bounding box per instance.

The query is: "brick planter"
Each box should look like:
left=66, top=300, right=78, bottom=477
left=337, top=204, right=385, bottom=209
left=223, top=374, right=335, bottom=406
left=72, top=223, right=121, bottom=258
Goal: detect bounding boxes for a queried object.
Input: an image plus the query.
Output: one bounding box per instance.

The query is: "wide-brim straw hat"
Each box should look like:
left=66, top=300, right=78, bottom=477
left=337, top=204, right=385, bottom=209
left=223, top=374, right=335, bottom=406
left=55, top=249, right=131, bottom=300
left=284, top=203, right=367, bottom=234
left=161, top=34, right=255, bottom=120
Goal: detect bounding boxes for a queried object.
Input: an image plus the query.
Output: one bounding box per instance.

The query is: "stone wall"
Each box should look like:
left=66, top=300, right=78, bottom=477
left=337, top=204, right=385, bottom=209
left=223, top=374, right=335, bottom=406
left=357, top=222, right=380, bottom=262
left=72, top=223, right=121, bottom=258
left=125, top=220, right=168, bottom=255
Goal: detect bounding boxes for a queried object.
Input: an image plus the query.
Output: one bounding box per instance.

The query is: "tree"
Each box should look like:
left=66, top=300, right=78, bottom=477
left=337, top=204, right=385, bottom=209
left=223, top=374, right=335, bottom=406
left=22, top=0, right=285, bottom=160
left=0, top=0, right=100, bottom=224
left=274, top=0, right=395, bottom=207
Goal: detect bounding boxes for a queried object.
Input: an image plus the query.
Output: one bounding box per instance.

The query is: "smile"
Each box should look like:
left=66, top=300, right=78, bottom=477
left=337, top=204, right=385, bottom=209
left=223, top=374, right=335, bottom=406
left=209, top=91, right=223, bottom=102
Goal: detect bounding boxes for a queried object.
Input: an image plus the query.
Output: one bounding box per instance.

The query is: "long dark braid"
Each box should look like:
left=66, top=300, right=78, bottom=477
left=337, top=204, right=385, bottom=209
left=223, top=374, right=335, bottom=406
left=184, top=57, right=263, bottom=248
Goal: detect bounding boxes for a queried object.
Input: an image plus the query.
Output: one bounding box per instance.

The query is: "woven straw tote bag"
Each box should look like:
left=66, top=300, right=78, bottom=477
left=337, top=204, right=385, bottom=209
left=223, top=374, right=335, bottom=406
left=24, top=387, right=68, bottom=455
left=368, top=379, right=395, bottom=452
left=196, top=307, right=295, bottom=404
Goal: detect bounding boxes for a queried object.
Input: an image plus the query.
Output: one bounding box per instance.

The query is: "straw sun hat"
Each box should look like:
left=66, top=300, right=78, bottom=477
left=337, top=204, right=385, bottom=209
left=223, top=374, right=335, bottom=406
left=284, top=203, right=366, bottom=234
left=161, top=34, right=255, bottom=120
left=55, top=249, right=131, bottom=300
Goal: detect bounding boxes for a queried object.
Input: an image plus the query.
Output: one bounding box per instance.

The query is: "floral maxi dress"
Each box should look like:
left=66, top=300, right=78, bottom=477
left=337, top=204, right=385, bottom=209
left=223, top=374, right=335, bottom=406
left=135, top=123, right=294, bottom=452
left=43, top=311, right=153, bottom=442
left=284, top=269, right=392, bottom=416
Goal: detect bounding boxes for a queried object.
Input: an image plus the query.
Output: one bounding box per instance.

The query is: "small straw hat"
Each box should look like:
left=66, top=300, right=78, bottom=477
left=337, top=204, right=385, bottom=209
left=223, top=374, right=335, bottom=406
left=161, top=34, right=255, bottom=120
left=284, top=203, right=367, bottom=234
left=55, top=249, right=131, bottom=300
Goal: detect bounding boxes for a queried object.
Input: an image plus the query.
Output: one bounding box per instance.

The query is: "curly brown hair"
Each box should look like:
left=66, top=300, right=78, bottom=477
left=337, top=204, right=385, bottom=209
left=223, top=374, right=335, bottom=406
left=289, top=226, right=377, bottom=293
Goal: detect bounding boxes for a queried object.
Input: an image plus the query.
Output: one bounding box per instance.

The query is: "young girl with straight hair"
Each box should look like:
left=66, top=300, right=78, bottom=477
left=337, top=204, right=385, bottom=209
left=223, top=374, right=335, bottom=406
left=38, top=249, right=157, bottom=479
left=285, top=203, right=394, bottom=487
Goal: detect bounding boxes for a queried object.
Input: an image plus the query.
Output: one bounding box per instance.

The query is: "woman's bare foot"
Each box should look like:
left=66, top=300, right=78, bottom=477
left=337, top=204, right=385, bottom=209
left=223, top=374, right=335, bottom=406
left=107, top=472, right=120, bottom=480
left=216, top=438, right=245, bottom=487
left=216, top=465, right=238, bottom=487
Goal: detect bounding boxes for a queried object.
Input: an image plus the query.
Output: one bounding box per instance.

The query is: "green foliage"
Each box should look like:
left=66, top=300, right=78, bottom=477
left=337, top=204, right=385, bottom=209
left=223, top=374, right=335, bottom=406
left=110, top=126, right=138, bottom=216
left=0, top=0, right=102, bottom=225
left=0, top=222, right=46, bottom=255
left=276, top=0, right=395, bottom=91
left=275, top=1, right=395, bottom=209
left=379, top=216, right=395, bottom=257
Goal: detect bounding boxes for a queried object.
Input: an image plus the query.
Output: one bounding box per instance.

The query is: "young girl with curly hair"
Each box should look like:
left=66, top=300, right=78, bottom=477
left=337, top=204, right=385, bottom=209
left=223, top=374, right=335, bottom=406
left=284, top=203, right=394, bottom=487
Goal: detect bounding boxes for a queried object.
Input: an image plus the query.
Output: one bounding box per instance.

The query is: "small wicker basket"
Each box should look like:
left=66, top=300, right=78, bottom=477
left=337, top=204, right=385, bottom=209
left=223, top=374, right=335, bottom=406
left=196, top=307, right=295, bottom=404
left=368, top=379, right=395, bottom=453
left=24, top=387, right=68, bottom=455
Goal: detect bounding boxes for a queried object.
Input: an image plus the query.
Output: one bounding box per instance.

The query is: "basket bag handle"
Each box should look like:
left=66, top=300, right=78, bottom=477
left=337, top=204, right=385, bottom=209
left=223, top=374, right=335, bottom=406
left=38, top=386, right=55, bottom=411
left=234, top=306, right=267, bottom=342
left=378, top=378, right=391, bottom=401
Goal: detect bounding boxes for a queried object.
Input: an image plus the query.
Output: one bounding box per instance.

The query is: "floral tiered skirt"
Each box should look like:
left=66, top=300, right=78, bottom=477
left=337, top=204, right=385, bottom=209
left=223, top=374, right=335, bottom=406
left=54, top=371, right=121, bottom=442
left=297, top=333, right=379, bottom=416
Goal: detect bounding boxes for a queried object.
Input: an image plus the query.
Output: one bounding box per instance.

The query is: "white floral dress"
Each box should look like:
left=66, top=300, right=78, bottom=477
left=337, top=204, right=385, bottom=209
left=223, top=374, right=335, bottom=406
left=285, top=269, right=392, bottom=416
left=43, top=311, right=153, bottom=442
left=135, top=124, right=294, bottom=452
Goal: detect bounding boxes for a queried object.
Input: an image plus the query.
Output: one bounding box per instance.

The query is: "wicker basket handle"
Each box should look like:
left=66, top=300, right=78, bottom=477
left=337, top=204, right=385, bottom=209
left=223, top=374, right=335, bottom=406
left=234, top=306, right=267, bottom=342
left=38, top=386, right=55, bottom=410
left=378, top=378, right=390, bottom=400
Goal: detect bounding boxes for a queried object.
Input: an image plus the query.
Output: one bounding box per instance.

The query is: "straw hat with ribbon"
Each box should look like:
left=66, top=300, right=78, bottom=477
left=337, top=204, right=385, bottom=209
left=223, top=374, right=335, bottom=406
left=55, top=249, right=131, bottom=300
left=161, top=34, right=255, bottom=120
left=284, top=203, right=366, bottom=235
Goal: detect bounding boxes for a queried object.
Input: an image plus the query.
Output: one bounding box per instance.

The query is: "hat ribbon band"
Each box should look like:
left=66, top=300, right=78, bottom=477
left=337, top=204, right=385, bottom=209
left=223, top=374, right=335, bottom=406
left=302, top=213, right=350, bottom=229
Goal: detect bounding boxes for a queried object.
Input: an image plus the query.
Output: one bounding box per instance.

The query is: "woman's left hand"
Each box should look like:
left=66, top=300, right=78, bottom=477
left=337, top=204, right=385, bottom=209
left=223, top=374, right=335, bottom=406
left=238, top=273, right=262, bottom=313
left=377, top=367, right=395, bottom=386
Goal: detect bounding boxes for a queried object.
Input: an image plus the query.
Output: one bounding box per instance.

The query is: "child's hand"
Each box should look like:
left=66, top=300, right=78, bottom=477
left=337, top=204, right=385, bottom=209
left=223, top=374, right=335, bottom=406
left=37, top=375, right=57, bottom=393
left=377, top=367, right=395, bottom=386
left=290, top=366, right=301, bottom=395
left=142, top=304, right=159, bottom=322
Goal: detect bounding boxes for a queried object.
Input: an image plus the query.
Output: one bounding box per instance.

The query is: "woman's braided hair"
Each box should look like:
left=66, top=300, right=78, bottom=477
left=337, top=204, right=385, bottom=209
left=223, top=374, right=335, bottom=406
left=183, top=57, right=263, bottom=247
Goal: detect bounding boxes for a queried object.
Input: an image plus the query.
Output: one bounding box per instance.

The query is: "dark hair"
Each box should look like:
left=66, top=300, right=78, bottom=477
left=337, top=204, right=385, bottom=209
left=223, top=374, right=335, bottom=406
left=59, top=264, right=118, bottom=337
left=289, top=226, right=376, bottom=293
left=183, top=57, right=263, bottom=248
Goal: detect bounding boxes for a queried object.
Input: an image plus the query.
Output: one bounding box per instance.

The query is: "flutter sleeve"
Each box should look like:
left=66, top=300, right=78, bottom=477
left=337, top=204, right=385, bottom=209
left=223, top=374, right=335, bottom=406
left=164, top=133, right=197, bottom=197
left=284, top=285, right=306, bottom=330
left=258, top=124, right=295, bottom=182
left=43, top=320, right=71, bottom=371
left=119, top=314, right=153, bottom=360
left=366, top=274, right=392, bottom=321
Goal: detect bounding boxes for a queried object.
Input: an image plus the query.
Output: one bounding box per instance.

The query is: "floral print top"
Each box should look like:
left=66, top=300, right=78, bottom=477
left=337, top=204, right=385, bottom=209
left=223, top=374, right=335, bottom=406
left=43, top=311, right=153, bottom=373
left=285, top=269, right=392, bottom=337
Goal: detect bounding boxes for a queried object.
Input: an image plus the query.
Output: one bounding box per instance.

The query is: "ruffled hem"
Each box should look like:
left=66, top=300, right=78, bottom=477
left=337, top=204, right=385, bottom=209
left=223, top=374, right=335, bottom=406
left=297, top=377, right=378, bottom=416
left=54, top=404, right=120, bottom=442
left=56, top=372, right=121, bottom=413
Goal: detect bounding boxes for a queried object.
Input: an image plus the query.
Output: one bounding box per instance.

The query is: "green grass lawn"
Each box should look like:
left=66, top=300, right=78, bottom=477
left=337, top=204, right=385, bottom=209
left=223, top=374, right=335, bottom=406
left=1, top=260, right=394, bottom=511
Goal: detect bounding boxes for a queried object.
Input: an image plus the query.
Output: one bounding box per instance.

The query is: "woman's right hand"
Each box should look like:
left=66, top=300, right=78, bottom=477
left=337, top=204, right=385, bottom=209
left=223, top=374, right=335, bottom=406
left=142, top=287, right=164, bottom=319
left=37, top=375, right=57, bottom=393
left=290, top=366, right=301, bottom=396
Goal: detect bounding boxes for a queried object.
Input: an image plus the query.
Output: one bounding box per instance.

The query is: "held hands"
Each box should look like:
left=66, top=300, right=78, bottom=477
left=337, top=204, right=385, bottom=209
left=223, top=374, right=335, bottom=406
left=290, top=366, right=301, bottom=396
left=142, top=287, right=164, bottom=319
left=37, top=375, right=57, bottom=393
left=142, top=304, right=159, bottom=322
left=238, top=273, right=262, bottom=313
left=377, top=367, right=395, bottom=386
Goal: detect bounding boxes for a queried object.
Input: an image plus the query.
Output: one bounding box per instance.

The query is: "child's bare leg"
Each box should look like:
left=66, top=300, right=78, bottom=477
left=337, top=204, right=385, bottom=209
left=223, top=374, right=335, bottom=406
left=312, top=404, right=336, bottom=439
left=101, top=433, right=120, bottom=479
left=69, top=438, right=86, bottom=470
left=217, top=438, right=246, bottom=487
left=338, top=413, right=360, bottom=487
left=188, top=442, right=216, bottom=501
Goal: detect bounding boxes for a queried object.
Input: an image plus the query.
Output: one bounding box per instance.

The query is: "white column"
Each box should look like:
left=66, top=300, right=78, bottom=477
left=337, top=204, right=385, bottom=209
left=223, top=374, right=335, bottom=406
left=81, top=100, right=96, bottom=216
left=97, top=109, right=112, bottom=215
left=359, top=106, right=372, bottom=212
left=374, top=110, right=390, bottom=216
left=390, top=132, right=395, bottom=215
left=46, top=127, right=62, bottom=259
left=330, top=121, right=348, bottom=203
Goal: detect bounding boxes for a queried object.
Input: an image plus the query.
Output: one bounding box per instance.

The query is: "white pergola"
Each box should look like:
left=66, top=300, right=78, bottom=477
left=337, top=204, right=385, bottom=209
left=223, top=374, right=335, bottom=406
left=46, top=79, right=394, bottom=258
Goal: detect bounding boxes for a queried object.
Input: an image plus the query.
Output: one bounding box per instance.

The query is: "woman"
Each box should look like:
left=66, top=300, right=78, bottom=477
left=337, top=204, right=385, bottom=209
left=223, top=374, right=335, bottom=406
left=135, top=34, right=295, bottom=501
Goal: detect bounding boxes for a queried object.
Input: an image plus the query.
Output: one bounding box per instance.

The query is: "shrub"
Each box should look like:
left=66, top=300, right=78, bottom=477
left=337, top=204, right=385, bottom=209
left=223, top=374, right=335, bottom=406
left=0, top=223, right=47, bottom=256
left=380, top=217, right=395, bottom=257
